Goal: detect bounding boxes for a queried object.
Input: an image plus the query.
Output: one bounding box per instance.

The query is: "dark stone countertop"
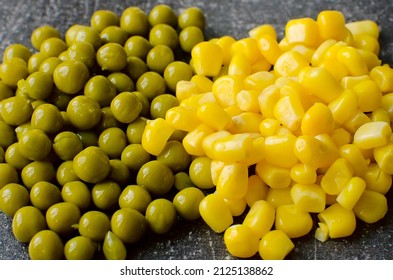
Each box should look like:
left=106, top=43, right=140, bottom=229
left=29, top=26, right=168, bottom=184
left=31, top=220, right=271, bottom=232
left=1, top=0, right=393, bottom=260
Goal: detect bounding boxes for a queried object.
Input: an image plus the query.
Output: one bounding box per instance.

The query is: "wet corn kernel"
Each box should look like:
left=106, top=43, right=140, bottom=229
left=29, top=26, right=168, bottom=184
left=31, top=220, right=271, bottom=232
left=199, top=193, right=233, bottom=233
left=358, top=49, right=382, bottom=70
left=259, top=118, right=281, bottom=137
left=228, top=53, right=252, bottom=77
left=210, top=159, right=225, bottom=186
left=223, top=196, right=247, bottom=217
left=266, top=187, right=293, bottom=208
left=336, top=46, right=369, bottom=76
left=373, top=142, right=393, bottom=174
left=280, top=80, right=314, bottom=112
left=352, top=34, right=380, bottom=55
left=182, top=123, right=214, bottom=156
left=345, top=20, right=379, bottom=39
left=353, top=190, right=388, bottom=223
left=301, top=102, right=335, bottom=136
left=241, top=136, right=265, bottom=166
left=353, top=121, right=391, bottom=150
left=258, top=85, right=281, bottom=119
left=245, top=175, right=269, bottom=207
left=175, top=80, right=200, bottom=101
left=264, top=133, right=298, bottom=168
left=180, top=91, right=216, bottom=110
left=231, top=37, right=261, bottom=64
left=215, top=36, right=236, bottom=66
left=243, top=71, right=276, bottom=91
left=370, top=64, right=393, bottom=93
left=353, top=80, right=382, bottom=112
left=141, top=118, right=174, bottom=156
left=290, top=183, right=326, bottom=213
left=315, top=222, right=329, bottom=242
left=274, top=50, right=310, bottom=77
left=191, top=41, right=223, bottom=76
left=275, top=204, right=313, bottom=238
left=196, top=102, right=230, bottom=131
left=212, top=75, right=244, bottom=108
left=224, top=224, right=259, bottom=258
left=259, top=230, right=294, bottom=260
left=330, top=127, right=352, bottom=147
left=257, top=34, right=282, bottom=65
left=317, top=203, right=356, bottom=238
left=336, top=176, right=366, bottom=210
left=227, top=112, right=263, bottom=134
left=381, top=92, right=393, bottom=119
left=285, top=18, right=319, bottom=48
left=236, top=89, right=260, bottom=113
left=339, top=144, right=368, bottom=177
left=243, top=200, right=275, bottom=239
left=202, top=130, right=231, bottom=159
left=317, top=10, right=347, bottom=41
left=370, top=108, right=390, bottom=123
left=190, top=74, right=213, bottom=93
left=210, top=133, right=254, bottom=162
left=248, top=24, right=277, bottom=41
left=310, top=39, right=336, bottom=66
left=256, top=161, right=291, bottom=189
left=320, top=158, right=353, bottom=195
left=328, top=89, right=358, bottom=125
left=343, top=109, right=371, bottom=134
left=362, top=163, right=392, bottom=194
left=216, top=162, right=248, bottom=200
left=341, top=75, right=370, bottom=89
left=290, top=163, right=317, bottom=184
left=273, top=92, right=305, bottom=131
left=165, top=105, right=199, bottom=132
left=319, top=57, right=349, bottom=81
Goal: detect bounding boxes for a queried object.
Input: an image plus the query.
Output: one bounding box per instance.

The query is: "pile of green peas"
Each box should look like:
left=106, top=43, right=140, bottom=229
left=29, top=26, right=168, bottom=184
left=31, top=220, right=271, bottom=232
left=0, top=5, right=208, bottom=260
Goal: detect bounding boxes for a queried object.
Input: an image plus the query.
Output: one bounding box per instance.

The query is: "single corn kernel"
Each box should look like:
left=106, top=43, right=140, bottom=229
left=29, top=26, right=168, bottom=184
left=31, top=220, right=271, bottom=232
left=291, top=44, right=315, bottom=62
left=212, top=75, right=244, bottom=108
left=319, top=57, right=349, bottom=81
left=179, top=91, right=216, bottom=111
left=231, top=37, right=261, bottom=64
left=280, top=80, right=314, bottom=112
left=257, top=34, right=282, bottom=65
left=191, top=41, right=224, bottom=77
left=175, top=80, right=200, bottom=101
left=336, top=46, right=369, bottom=76
left=320, top=157, right=353, bottom=195
left=224, top=224, right=259, bottom=258
left=266, top=187, right=294, bottom=208
left=243, top=200, right=275, bottom=239
left=317, top=203, right=356, bottom=238
left=353, top=190, right=387, bottom=224
left=328, top=89, right=358, bottom=125
left=196, top=102, right=231, bottom=131
left=249, top=24, right=277, bottom=41
left=330, top=127, right=352, bottom=147
left=142, top=118, right=174, bottom=156
left=228, top=53, right=252, bottom=77
left=343, top=109, right=371, bottom=134
left=317, top=10, right=347, bottom=41
left=264, top=133, right=298, bottom=168
left=241, top=136, right=265, bottom=166
left=370, top=64, right=393, bottom=93
left=251, top=56, right=272, bottom=72
left=224, top=105, right=243, bottom=117
left=290, top=183, right=326, bottom=213
left=370, top=108, right=390, bottom=123
left=190, top=74, right=213, bottom=92
left=373, top=142, right=393, bottom=174
left=216, top=162, right=248, bottom=200
left=274, top=50, right=310, bottom=77
left=244, top=71, right=276, bottom=91
left=290, top=163, right=317, bottom=184
left=273, top=93, right=305, bottom=131
left=202, top=130, right=231, bottom=159
left=236, top=89, right=260, bottom=112
left=199, top=193, right=233, bottom=233
left=165, top=105, right=199, bottom=132
left=311, top=39, right=337, bottom=66
left=210, top=159, right=225, bottom=186
left=381, top=92, right=393, bottom=119
left=345, top=20, right=379, bottom=39
left=336, top=176, right=366, bottom=210
left=300, top=67, right=343, bottom=103
left=245, top=175, right=269, bottom=207
left=362, top=163, right=392, bottom=194
left=182, top=123, right=214, bottom=156
left=258, top=230, right=294, bottom=260
left=258, top=84, right=281, bottom=119
left=274, top=76, right=293, bottom=88
left=227, top=112, right=264, bottom=134
left=352, top=34, right=380, bottom=55
left=357, top=49, right=381, bottom=70
left=341, top=75, right=370, bottom=89
left=259, top=118, right=282, bottom=137
left=222, top=196, right=247, bottom=217
left=353, top=121, right=391, bottom=150
left=275, top=204, right=313, bottom=238
left=315, top=222, right=329, bottom=242
left=211, top=133, right=254, bottom=162
left=215, top=36, right=236, bottom=66
left=339, top=144, right=368, bottom=177
left=256, top=161, right=291, bottom=189
left=301, top=102, right=335, bottom=136
left=285, top=17, right=320, bottom=48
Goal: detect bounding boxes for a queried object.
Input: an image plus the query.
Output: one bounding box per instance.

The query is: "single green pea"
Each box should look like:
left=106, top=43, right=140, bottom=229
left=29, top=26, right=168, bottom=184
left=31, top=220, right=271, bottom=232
left=169, top=129, right=188, bottom=142
left=146, top=44, right=175, bottom=74
left=46, top=202, right=81, bottom=235
left=96, top=42, right=128, bottom=72
left=84, top=75, right=117, bottom=107
left=98, top=127, right=127, bottom=158
left=90, top=9, right=120, bottom=32
left=65, top=24, right=102, bottom=51
left=107, top=72, right=135, bottom=93
left=163, top=61, right=193, bottom=92
left=56, top=161, right=79, bottom=186
left=30, top=181, right=62, bottom=211
left=124, top=35, right=152, bottom=60
left=110, top=91, right=142, bottom=123
left=53, top=131, right=83, bottom=161
left=19, top=71, right=54, bottom=100
left=40, top=37, right=68, bottom=57
left=108, top=159, right=130, bottom=185
left=145, top=198, right=177, bottom=234
left=3, top=43, right=32, bottom=63
left=53, top=60, right=90, bottom=94
left=27, top=53, right=48, bottom=74
left=0, top=81, right=14, bottom=101
left=136, top=160, right=174, bottom=196
left=103, top=231, right=127, bottom=260
left=0, top=120, right=16, bottom=148
left=126, top=117, right=148, bottom=144
left=12, top=206, right=47, bottom=243
left=66, top=95, right=101, bottom=130
left=125, top=56, right=148, bottom=81
left=173, top=187, right=205, bottom=220
left=31, top=25, right=61, bottom=50
left=136, top=71, right=166, bottom=101
left=120, top=7, right=149, bottom=36
left=111, top=208, right=147, bottom=244
left=150, top=93, right=179, bottom=119
left=174, top=171, right=196, bottom=191
left=148, top=4, right=178, bottom=28
left=178, top=7, right=206, bottom=30
left=92, top=180, right=122, bottom=210
left=149, top=24, right=179, bottom=50
left=64, top=236, right=97, bottom=260
left=156, top=140, right=191, bottom=172
left=97, top=106, right=122, bottom=131
left=4, top=143, right=31, bottom=170
left=67, top=41, right=96, bottom=68
left=121, top=143, right=151, bottom=171
left=31, top=103, right=64, bottom=134
left=29, top=230, right=64, bottom=260
left=100, top=26, right=128, bottom=45
left=78, top=210, right=111, bottom=242
left=0, top=183, right=30, bottom=217
left=18, top=128, right=52, bottom=161
left=61, top=181, right=91, bottom=210
left=0, top=57, right=29, bottom=87
left=118, top=184, right=152, bottom=214
left=179, top=26, right=205, bottom=53
left=39, top=56, right=62, bottom=75
left=1, top=95, right=33, bottom=126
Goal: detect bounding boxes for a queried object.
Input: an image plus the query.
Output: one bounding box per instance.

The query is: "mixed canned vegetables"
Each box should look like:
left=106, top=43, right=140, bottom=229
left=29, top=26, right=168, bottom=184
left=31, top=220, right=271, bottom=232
left=0, top=4, right=391, bottom=260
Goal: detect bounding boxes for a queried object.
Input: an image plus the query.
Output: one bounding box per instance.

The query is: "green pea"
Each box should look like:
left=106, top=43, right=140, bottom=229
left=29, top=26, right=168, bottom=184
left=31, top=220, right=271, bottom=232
left=107, top=72, right=135, bottom=93
left=98, top=127, right=127, bottom=158
left=146, top=44, right=175, bottom=74
left=157, top=140, right=191, bottom=172
left=148, top=4, right=178, bottom=28
left=126, top=117, right=148, bottom=144
left=65, top=24, right=102, bottom=51
left=125, top=56, right=148, bottom=81
left=0, top=57, right=29, bottom=87
left=179, top=26, right=204, bottom=53
left=92, top=180, right=122, bottom=210
left=4, top=143, right=31, bottom=170
left=150, top=93, right=179, bottom=119
left=39, top=56, right=62, bottom=75
left=64, top=236, right=97, bottom=260
left=109, top=159, right=130, bottom=185
left=124, top=35, right=152, bottom=60
left=100, top=26, right=129, bottom=45
left=121, top=143, right=151, bottom=171
left=96, top=43, right=128, bottom=72
left=0, top=183, right=30, bottom=217
left=145, top=198, right=177, bottom=234
left=0, top=81, right=13, bottom=101
left=173, top=187, right=205, bottom=220
left=97, top=106, right=122, bottom=131
left=120, top=7, right=149, bottom=36
left=78, top=211, right=111, bottom=242
left=27, top=53, right=48, bottom=74
left=30, top=181, right=62, bottom=211
left=110, top=91, right=142, bottom=123
left=61, top=181, right=91, bottom=210
left=31, top=103, right=64, bottom=134
left=178, top=7, right=206, bottom=30
left=1, top=95, right=33, bottom=126
left=103, top=231, right=127, bottom=260
left=12, top=206, right=46, bottom=243
left=90, top=9, right=120, bottom=32
left=18, top=129, right=52, bottom=161
left=66, top=95, right=101, bottom=130
left=111, top=208, right=147, bottom=244
left=53, top=60, right=90, bottom=94
left=149, top=23, right=179, bottom=50
left=174, top=171, right=196, bottom=191
left=118, top=184, right=152, bottom=213
left=31, top=25, right=61, bottom=50
left=67, top=41, right=96, bottom=68
left=39, top=37, right=68, bottom=57
left=132, top=91, right=151, bottom=118
left=0, top=120, right=16, bottom=148
left=29, top=230, right=64, bottom=260
left=164, top=61, right=193, bottom=92
left=136, top=160, right=174, bottom=196
left=53, top=131, right=83, bottom=161
left=84, top=75, right=117, bottom=107
left=136, top=71, right=166, bottom=101
left=3, top=43, right=32, bottom=63
left=46, top=202, right=81, bottom=235
left=56, top=161, right=79, bottom=186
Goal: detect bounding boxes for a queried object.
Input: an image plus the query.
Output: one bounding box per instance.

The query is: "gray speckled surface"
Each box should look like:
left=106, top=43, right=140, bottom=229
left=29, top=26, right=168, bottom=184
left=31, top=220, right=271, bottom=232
left=1, top=0, right=393, bottom=260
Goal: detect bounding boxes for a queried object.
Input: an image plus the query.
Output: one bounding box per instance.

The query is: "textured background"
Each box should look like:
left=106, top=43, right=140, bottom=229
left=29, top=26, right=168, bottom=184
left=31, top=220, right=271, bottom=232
left=0, top=0, right=393, bottom=260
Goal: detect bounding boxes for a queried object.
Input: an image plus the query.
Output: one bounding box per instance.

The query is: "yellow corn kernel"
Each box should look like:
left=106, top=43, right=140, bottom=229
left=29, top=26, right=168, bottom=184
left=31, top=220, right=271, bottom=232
left=199, top=193, right=233, bottom=233
left=285, top=17, right=320, bottom=48
left=300, top=67, right=343, bottom=103
left=324, top=41, right=347, bottom=60
left=202, top=130, right=231, bottom=159
left=336, top=176, right=366, bottom=210
left=352, top=34, right=380, bottom=55
left=251, top=56, right=272, bottom=72
left=213, top=65, right=229, bottom=81
left=317, top=10, right=347, bottom=41
left=242, top=136, right=265, bottom=166
left=245, top=175, right=269, bottom=207
left=264, top=133, right=298, bottom=168
left=175, top=80, right=200, bottom=101
left=275, top=204, right=313, bottom=238
left=330, top=127, right=352, bottom=147
left=353, top=121, right=391, bottom=149
left=165, top=106, right=199, bottom=132
left=266, top=187, right=293, bottom=208
left=290, top=44, right=315, bottom=62
left=353, top=190, right=387, bottom=224
left=259, top=118, right=281, bottom=137
left=215, top=36, right=236, bottom=66
left=315, top=222, right=329, bottom=242
left=236, top=89, right=260, bottom=112
left=243, top=200, right=275, bottom=239
left=273, top=93, right=305, bottom=131
left=319, top=57, right=349, bottom=81
left=274, top=76, right=293, bottom=88
left=280, top=80, right=313, bottom=112
left=343, top=109, right=371, bottom=134
left=339, top=144, right=368, bottom=177
left=357, top=49, right=381, bottom=71
left=278, top=36, right=290, bottom=51
left=256, top=161, right=291, bottom=189
left=210, top=133, right=254, bottom=162
left=328, top=89, right=358, bottom=125
left=258, top=230, right=294, bottom=260
left=373, top=142, right=393, bottom=174
left=180, top=91, right=216, bottom=110
left=191, top=41, right=223, bottom=77
left=224, top=224, right=259, bottom=258
left=340, top=75, right=370, bottom=89
left=227, top=112, right=264, bottom=134
left=290, top=163, right=317, bottom=184
left=345, top=20, right=379, bottom=39
left=216, top=162, right=248, bottom=200
left=212, top=75, right=243, bottom=108
left=363, top=163, right=392, bottom=195
left=182, top=123, right=214, bottom=156
left=320, top=158, right=353, bottom=195
left=311, top=39, right=337, bottom=66
left=318, top=203, right=356, bottom=238
left=249, top=24, right=277, bottom=41
left=274, top=50, right=310, bottom=77
left=228, top=53, right=252, bottom=77
left=210, top=159, right=225, bottom=186
left=301, top=103, right=335, bottom=136
left=370, top=108, right=390, bottom=123
left=381, top=92, right=393, bottom=119
left=336, top=46, right=369, bottom=76
left=190, top=74, right=213, bottom=93
left=257, top=34, right=282, bottom=65
left=290, top=183, right=326, bottom=213
left=244, top=71, right=276, bottom=91
left=224, top=105, right=243, bottom=117
left=258, top=84, right=281, bottom=118
left=231, top=37, right=261, bottom=64
left=196, top=102, right=231, bottom=131
left=370, top=64, right=393, bottom=93
left=222, top=196, right=247, bottom=217
left=141, top=118, right=174, bottom=156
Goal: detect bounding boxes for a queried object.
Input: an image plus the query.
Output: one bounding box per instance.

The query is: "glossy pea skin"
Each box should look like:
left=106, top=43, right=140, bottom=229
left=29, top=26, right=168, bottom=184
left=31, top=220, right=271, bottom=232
left=31, top=25, right=61, bottom=50
left=100, top=26, right=128, bottom=45
left=109, top=159, right=130, bottom=185
left=90, top=10, right=120, bottom=32
left=149, top=24, right=179, bottom=50
left=121, top=143, right=151, bottom=171
left=148, top=4, right=178, bottom=28
left=21, top=160, right=56, bottom=189
left=136, top=71, right=166, bottom=101
left=39, top=56, right=62, bottom=75
left=27, top=53, right=48, bottom=74
left=0, top=183, right=30, bottom=217
left=103, top=231, right=127, bottom=260
left=91, top=180, right=122, bottom=210
left=173, top=187, right=205, bottom=220
left=66, top=41, right=96, bottom=69
left=145, top=198, right=177, bottom=234
left=3, top=43, right=32, bottom=63
left=20, top=71, right=54, bottom=100
left=0, top=57, right=29, bottom=87
left=0, top=121, right=16, bottom=148
left=146, top=44, right=175, bottom=74
left=124, top=35, right=152, bottom=60
left=107, top=72, right=135, bottom=93
left=61, top=181, right=91, bottom=210
left=39, top=37, right=68, bottom=57
left=84, top=75, right=117, bottom=107
left=64, top=235, right=97, bottom=260
left=53, top=131, right=84, bottom=161
left=31, top=103, right=64, bottom=134
left=164, top=61, right=193, bottom=92
left=30, top=181, right=62, bottom=211
left=174, top=171, right=196, bottom=191
left=178, top=7, right=206, bottom=30
left=78, top=210, right=111, bottom=241
left=4, top=143, right=31, bottom=170
left=111, top=207, right=147, bottom=244
left=46, top=202, right=81, bottom=235
left=110, top=91, right=142, bottom=123
left=118, top=184, right=152, bottom=213
left=136, top=160, right=175, bottom=196
left=29, top=230, right=64, bottom=260
left=66, top=95, right=102, bottom=130
left=179, top=26, right=204, bottom=53
left=96, top=43, right=128, bottom=72
left=56, top=160, right=79, bottom=186
left=98, top=127, right=127, bottom=158
left=1, top=95, right=33, bottom=126
left=18, top=128, right=52, bottom=161
left=189, top=156, right=214, bottom=189
left=126, top=117, right=148, bottom=144
left=150, top=93, right=179, bottom=119
left=53, top=60, right=90, bottom=94
left=12, top=206, right=47, bottom=243
left=125, top=56, right=148, bottom=81
left=65, top=24, right=102, bottom=51
left=132, top=91, right=151, bottom=118
left=120, top=7, right=149, bottom=36
left=157, top=140, right=191, bottom=172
